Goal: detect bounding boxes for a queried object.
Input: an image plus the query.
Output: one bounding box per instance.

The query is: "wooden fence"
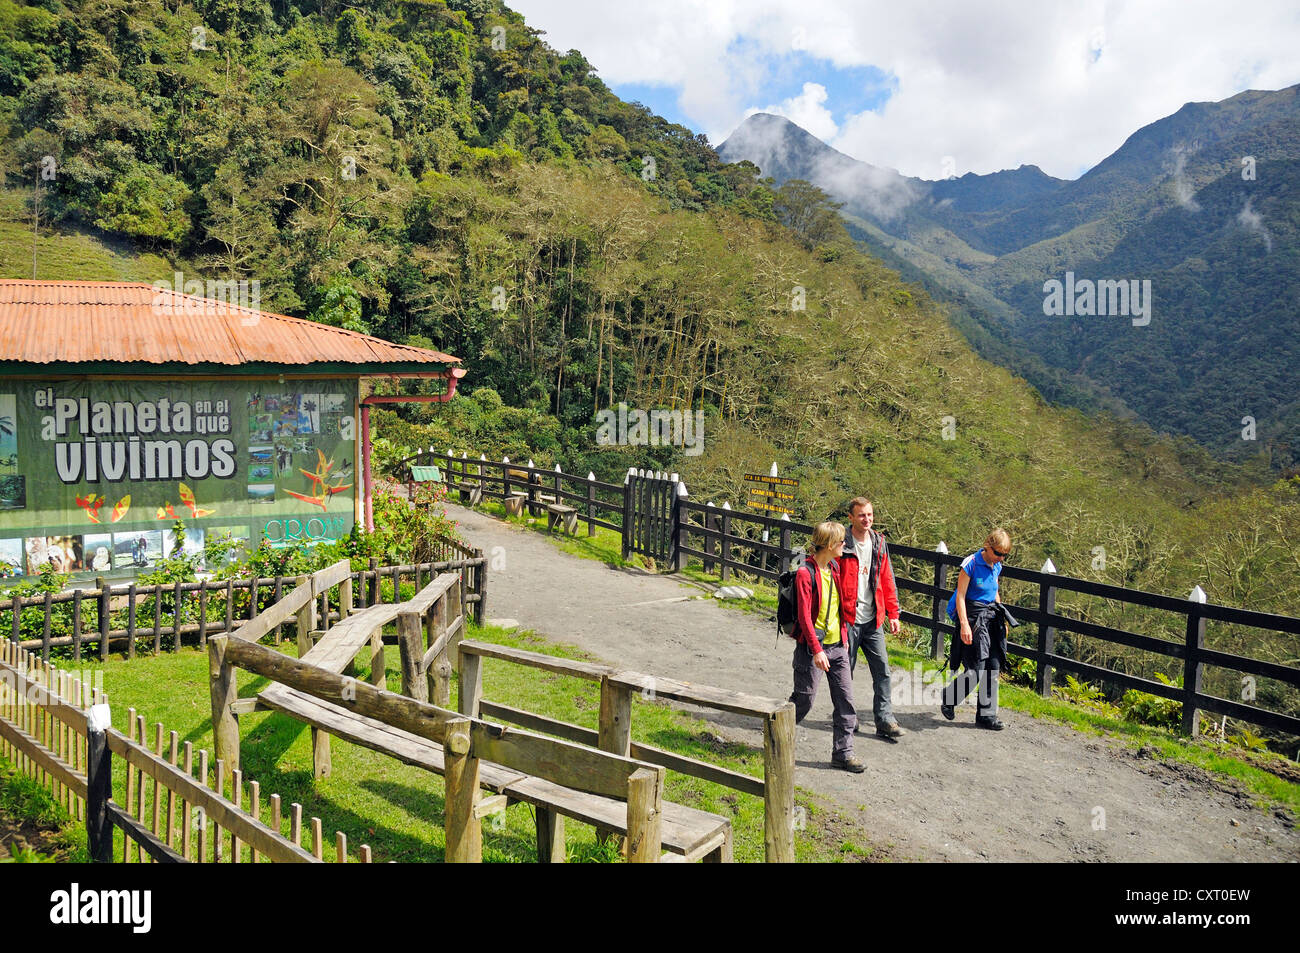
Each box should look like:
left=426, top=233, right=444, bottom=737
left=1, top=544, right=487, bottom=665
left=0, top=627, right=367, bottom=863
left=405, top=449, right=1300, bottom=741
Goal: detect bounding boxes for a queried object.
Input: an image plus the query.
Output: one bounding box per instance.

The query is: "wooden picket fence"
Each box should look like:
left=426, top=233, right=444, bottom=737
left=0, top=635, right=367, bottom=863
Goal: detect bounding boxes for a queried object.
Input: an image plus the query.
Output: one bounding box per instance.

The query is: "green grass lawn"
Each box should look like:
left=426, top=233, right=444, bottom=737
left=41, top=621, right=860, bottom=863
left=0, top=757, right=88, bottom=862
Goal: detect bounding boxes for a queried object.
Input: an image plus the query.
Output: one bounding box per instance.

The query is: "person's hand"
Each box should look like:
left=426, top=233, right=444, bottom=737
left=813, top=650, right=830, bottom=672
left=889, top=618, right=901, bottom=636
left=960, top=623, right=973, bottom=645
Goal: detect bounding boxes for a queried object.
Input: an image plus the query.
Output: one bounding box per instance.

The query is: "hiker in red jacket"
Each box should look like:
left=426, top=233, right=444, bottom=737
left=842, top=497, right=905, bottom=741
left=789, top=521, right=864, bottom=772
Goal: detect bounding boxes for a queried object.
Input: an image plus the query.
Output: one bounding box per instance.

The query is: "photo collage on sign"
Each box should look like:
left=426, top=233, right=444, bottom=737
left=0, top=394, right=23, bottom=511
left=247, top=391, right=350, bottom=506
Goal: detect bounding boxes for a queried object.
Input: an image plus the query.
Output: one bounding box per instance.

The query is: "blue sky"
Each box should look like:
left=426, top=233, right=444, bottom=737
left=612, top=48, right=895, bottom=135
left=511, top=0, right=1300, bottom=179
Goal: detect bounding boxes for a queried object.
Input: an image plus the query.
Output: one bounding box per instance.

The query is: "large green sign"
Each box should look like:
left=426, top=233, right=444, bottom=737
left=0, top=379, right=358, bottom=578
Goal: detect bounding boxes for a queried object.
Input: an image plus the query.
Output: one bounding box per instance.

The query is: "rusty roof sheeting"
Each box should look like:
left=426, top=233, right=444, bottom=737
left=0, top=281, right=459, bottom=368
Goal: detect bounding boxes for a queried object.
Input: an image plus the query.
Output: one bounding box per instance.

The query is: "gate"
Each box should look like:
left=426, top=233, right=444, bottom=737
left=622, top=470, right=679, bottom=564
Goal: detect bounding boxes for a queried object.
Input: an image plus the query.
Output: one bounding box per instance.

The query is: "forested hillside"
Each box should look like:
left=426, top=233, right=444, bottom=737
left=2, top=0, right=1298, bottom=725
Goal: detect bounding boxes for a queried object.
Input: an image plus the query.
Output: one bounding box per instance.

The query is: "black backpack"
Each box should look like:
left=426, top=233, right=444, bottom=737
left=776, top=562, right=821, bottom=637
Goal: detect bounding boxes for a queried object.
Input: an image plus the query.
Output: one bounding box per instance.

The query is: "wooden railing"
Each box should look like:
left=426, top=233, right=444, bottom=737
left=457, top=639, right=796, bottom=863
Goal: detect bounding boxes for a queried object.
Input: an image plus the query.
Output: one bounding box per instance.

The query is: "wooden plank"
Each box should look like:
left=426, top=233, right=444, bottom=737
left=457, top=640, right=616, bottom=682
left=256, top=685, right=527, bottom=792
left=402, top=574, right=460, bottom=616
left=311, top=559, right=354, bottom=595
left=106, top=803, right=186, bottom=863
left=501, top=776, right=722, bottom=856
left=468, top=720, right=653, bottom=801
left=608, top=672, right=785, bottom=718
left=478, top=696, right=759, bottom=795
left=472, top=794, right=508, bottom=819
left=106, top=730, right=320, bottom=863
left=0, top=657, right=89, bottom=734
left=232, top=581, right=313, bottom=644
left=0, top=716, right=88, bottom=798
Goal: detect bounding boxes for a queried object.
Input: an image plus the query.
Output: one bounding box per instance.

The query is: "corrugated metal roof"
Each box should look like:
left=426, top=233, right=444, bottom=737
left=0, top=280, right=460, bottom=368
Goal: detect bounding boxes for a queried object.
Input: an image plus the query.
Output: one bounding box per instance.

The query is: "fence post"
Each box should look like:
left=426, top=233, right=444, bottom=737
left=625, top=767, right=663, bottom=864
left=479, top=454, right=488, bottom=504
left=526, top=458, right=537, bottom=516
left=208, top=636, right=239, bottom=774
left=929, top=543, right=948, bottom=661
left=96, top=577, right=110, bottom=661
left=1183, top=586, right=1207, bottom=737
left=764, top=702, right=796, bottom=863
left=475, top=551, right=487, bottom=625
left=85, top=702, right=113, bottom=863
left=368, top=557, right=380, bottom=605
left=779, top=513, right=792, bottom=574
left=443, top=716, right=482, bottom=862
left=1035, top=559, right=1058, bottom=697
left=586, top=472, right=597, bottom=537
left=621, top=468, right=634, bottom=561
left=502, top=456, right=511, bottom=502
left=719, top=503, right=732, bottom=582
left=597, top=675, right=633, bottom=848
left=673, top=480, right=688, bottom=571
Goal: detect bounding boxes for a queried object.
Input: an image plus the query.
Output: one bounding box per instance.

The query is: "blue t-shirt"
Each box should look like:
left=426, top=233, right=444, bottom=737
left=947, top=550, right=1002, bottom=619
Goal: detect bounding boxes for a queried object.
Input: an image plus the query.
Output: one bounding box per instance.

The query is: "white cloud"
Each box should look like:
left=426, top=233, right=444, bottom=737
left=508, top=0, right=1300, bottom=179
left=748, top=82, right=839, bottom=141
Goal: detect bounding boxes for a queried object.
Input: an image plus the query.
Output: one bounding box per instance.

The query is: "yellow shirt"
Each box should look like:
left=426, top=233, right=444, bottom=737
left=816, top=565, right=841, bottom=645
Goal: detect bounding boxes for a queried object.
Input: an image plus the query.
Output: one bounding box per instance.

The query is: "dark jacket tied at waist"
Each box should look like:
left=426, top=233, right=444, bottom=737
left=948, top=600, right=1020, bottom=671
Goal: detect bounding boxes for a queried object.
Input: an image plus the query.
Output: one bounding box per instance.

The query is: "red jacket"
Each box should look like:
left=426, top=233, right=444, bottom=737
left=794, top=556, right=856, bottom=655
left=841, top=528, right=900, bottom=627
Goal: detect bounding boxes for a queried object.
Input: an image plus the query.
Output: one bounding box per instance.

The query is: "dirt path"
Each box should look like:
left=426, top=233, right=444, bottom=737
left=448, top=502, right=1299, bottom=862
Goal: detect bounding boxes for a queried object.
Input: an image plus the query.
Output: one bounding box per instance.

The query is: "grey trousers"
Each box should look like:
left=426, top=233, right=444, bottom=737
left=942, top=656, right=1000, bottom=718
left=790, top=641, right=857, bottom=759
left=848, top=621, right=895, bottom=728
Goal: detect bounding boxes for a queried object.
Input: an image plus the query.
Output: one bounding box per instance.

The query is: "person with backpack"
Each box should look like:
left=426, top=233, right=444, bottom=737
left=842, top=497, right=905, bottom=741
left=787, top=521, right=865, bottom=772
left=939, top=528, right=1018, bottom=730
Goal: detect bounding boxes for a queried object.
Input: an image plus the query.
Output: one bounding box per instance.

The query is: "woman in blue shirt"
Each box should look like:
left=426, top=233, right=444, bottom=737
left=940, top=529, right=1012, bottom=730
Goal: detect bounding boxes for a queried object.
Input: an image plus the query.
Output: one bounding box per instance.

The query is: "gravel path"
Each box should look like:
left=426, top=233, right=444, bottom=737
left=449, top=502, right=1299, bottom=862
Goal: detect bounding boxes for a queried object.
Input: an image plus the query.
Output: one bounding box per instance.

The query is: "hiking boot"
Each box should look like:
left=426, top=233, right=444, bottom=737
left=832, top=755, right=867, bottom=773
left=940, top=703, right=956, bottom=721
left=877, top=721, right=906, bottom=740
left=976, top=716, right=1005, bottom=731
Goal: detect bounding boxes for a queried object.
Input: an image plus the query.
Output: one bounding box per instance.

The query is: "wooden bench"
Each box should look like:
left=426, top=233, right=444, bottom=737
left=216, top=574, right=730, bottom=862
left=254, top=683, right=730, bottom=861
left=546, top=502, right=578, bottom=535
left=503, top=491, right=528, bottom=516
